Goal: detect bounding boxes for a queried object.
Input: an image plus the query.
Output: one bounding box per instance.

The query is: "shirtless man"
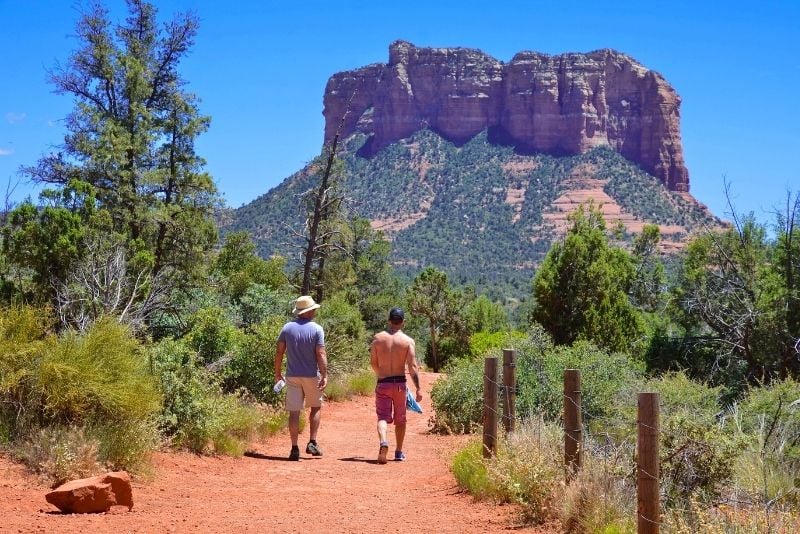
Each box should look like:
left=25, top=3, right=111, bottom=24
left=370, top=307, right=422, bottom=464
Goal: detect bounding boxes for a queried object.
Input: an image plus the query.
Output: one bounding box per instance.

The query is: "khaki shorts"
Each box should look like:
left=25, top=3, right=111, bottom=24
left=286, top=376, right=324, bottom=412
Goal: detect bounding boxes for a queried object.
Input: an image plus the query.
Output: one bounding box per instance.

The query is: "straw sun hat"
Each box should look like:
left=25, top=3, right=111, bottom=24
left=292, top=295, right=321, bottom=315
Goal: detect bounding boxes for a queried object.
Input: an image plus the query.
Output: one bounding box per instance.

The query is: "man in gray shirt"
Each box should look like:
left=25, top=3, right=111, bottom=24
left=274, top=295, right=328, bottom=460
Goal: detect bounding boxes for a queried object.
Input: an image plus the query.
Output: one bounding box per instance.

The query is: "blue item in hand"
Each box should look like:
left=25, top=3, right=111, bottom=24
left=406, top=388, right=423, bottom=414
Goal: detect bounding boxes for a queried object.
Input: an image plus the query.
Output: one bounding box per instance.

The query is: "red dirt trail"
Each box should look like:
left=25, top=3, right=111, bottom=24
left=1, top=372, right=544, bottom=533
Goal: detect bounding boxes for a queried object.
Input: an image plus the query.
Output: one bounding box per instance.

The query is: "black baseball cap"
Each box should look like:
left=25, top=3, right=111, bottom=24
left=388, top=307, right=405, bottom=322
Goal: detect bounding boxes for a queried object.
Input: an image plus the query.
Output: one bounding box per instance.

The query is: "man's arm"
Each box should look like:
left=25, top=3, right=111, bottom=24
left=369, top=338, right=379, bottom=375
left=406, top=341, right=422, bottom=401
left=274, top=340, right=286, bottom=382
left=315, top=345, right=328, bottom=390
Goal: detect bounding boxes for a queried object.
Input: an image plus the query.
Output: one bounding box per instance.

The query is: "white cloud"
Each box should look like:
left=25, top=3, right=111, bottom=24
left=0, top=148, right=14, bottom=156
left=5, top=112, right=26, bottom=124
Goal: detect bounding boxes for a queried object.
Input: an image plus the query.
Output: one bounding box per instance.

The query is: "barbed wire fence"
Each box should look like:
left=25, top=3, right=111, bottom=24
left=479, top=352, right=662, bottom=533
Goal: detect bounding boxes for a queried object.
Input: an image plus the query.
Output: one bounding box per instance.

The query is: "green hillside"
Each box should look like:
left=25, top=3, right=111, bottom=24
left=223, top=129, right=718, bottom=298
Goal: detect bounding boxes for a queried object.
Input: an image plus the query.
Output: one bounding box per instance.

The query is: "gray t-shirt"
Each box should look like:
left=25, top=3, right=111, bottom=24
left=278, top=318, right=325, bottom=377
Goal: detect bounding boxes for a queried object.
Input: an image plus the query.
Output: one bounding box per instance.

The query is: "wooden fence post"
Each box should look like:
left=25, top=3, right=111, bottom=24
left=637, top=392, right=660, bottom=533
left=563, top=368, right=582, bottom=482
left=482, top=356, right=498, bottom=458
left=502, top=349, right=516, bottom=433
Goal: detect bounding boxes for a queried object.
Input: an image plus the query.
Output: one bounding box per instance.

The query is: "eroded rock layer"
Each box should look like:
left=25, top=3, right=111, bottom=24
left=324, top=41, right=689, bottom=192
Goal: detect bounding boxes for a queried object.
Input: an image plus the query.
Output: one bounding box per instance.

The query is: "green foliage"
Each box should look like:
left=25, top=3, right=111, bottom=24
left=347, top=368, right=377, bottom=396
left=487, top=426, right=562, bottom=524
left=1, top=183, right=96, bottom=300
left=0, top=308, right=161, bottom=475
left=630, top=224, right=667, bottom=312
left=607, top=372, right=735, bottom=506
left=90, top=417, right=160, bottom=473
left=33, top=319, right=158, bottom=425
left=671, top=205, right=800, bottom=384
left=451, top=439, right=491, bottom=497
left=530, top=204, right=646, bottom=354
left=407, top=267, right=469, bottom=371
left=515, top=335, right=644, bottom=423
left=149, top=338, right=274, bottom=455
left=237, top=285, right=293, bottom=328
left=429, top=358, right=484, bottom=433
left=317, top=292, right=368, bottom=376
left=737, top=379, right=800, bottom=452
left=215, top=231, right=288, bottom=304
left=451, top=423, right=562, bottom=525
left=560, top=459, right=636, bottom=534
left=20, top=1, right=219, bottom=300
left=468, top=330, right=527, bottom=359
left=226, top=130, right=719, bottom=300
left=464, top=294, right=509, bottom=333
left=660, top=414, right=739, bottom=506
left=222, top=317, right=284, bottom=404
left=320, top=368, right=376, bottom=402
left=185, top=306, right=241, bottom=365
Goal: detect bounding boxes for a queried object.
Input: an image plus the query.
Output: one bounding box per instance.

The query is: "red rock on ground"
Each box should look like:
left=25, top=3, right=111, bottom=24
left=45, top=471, right=133, bottom=514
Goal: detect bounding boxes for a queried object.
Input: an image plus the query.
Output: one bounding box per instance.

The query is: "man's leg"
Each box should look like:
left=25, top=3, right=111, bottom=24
left=309, top=406, right=321, bottom=442
left=395, top=422, right=406, bottom=453
left=377, top=419, right=389, bottom=444
left=289, top=411, right=301, bottom=446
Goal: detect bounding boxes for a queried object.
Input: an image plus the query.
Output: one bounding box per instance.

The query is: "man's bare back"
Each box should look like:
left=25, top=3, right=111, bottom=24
left=370, top=329, right=416, bottom=379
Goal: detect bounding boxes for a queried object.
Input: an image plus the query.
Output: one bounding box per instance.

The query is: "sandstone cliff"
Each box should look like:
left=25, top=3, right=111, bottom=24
left=324, top=41, right=689, bottom=192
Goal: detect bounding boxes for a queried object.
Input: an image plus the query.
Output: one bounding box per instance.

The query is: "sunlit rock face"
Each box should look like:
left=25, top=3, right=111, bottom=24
left=323, top=41, right=689, bottom=192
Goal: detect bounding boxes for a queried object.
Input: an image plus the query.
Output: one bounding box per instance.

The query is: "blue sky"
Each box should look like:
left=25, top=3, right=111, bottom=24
left=1, top=0, right=798, bottom=224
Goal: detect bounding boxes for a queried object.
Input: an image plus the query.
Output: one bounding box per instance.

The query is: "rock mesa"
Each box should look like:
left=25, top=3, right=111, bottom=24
left=324, top=41, right=689, bottom=192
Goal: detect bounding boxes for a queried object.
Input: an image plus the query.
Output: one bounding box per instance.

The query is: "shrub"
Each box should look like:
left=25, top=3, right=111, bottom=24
left=150, top=338, right=275, bottom=455
left=12, top=426, right=102, bottom=487
left=223, top=316, right=284, bottom=405
left=451, top=439, right=491, bottom=497
left=237, top=285, right=293, bottom=328
left=736, top=378, right=800, bottom=461
left=1, top=312, right=161, bottom=474
left=185, top=306, right=241, bottom=365
left=207, top=393, right=268, bottom=457
left=317, top=292, right=368, bottom=375
left=560, top=456, right=636, bottom=534
left=468, top=330, right=527, bottom=359
left=347, top=368, right=376, bottom=396
left=660, top=413, right=739, bottom=506
left=727, top=379, right=800, bottom=508
left=486, top=423, right=561, bottom=524
left=35, top=319, right=160, bottom=424
left=602, top=371, right=723, bottom=443
left=323, top=376, right=350, bottom=402
left=516, top=336, right=644, bottom=423
left=89, top=417, right=160, bottom=474
left=430, top=358, right=484, bottom=433
left=451, top=422, right=562, bottom=525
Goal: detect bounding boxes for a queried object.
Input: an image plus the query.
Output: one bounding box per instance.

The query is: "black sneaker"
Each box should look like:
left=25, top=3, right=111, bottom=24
left=306, top=441, right=322, bottom=457
left=289, top=446, right=300, bottom=461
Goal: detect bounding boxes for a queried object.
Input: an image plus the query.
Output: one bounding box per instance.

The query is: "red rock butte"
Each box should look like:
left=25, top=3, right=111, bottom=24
left=324, top=40, right=689, bottom=192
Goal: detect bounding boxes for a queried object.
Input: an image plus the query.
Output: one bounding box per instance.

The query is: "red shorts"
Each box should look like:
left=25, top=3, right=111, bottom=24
left=375, top=382, right=407, bottom=425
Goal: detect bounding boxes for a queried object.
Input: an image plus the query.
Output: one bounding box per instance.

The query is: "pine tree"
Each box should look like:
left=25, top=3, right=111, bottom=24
left=22, top=0, right=218, bottom=281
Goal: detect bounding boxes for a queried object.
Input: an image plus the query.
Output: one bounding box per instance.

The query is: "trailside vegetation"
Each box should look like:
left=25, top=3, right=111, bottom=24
left=436, top=194, right=800, bottom=530
left=0, top=1, right=797, bottom=529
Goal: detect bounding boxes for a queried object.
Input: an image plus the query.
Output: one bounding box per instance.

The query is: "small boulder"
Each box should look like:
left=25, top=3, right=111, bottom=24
left=45, top=471, right=133, bottom=513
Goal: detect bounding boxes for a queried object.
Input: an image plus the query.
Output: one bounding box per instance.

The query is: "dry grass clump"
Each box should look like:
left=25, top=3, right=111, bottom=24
left=451, top=421, right=562, bottom=524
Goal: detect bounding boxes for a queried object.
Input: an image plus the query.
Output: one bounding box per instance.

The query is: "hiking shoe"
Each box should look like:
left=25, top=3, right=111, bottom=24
left=377, top=444, right=389, bottom=464
left=289, top=446, right=300, bottom=461
left=306, top=441, right=323, bottom=457
left=394, top=450, right=406, bottom=461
